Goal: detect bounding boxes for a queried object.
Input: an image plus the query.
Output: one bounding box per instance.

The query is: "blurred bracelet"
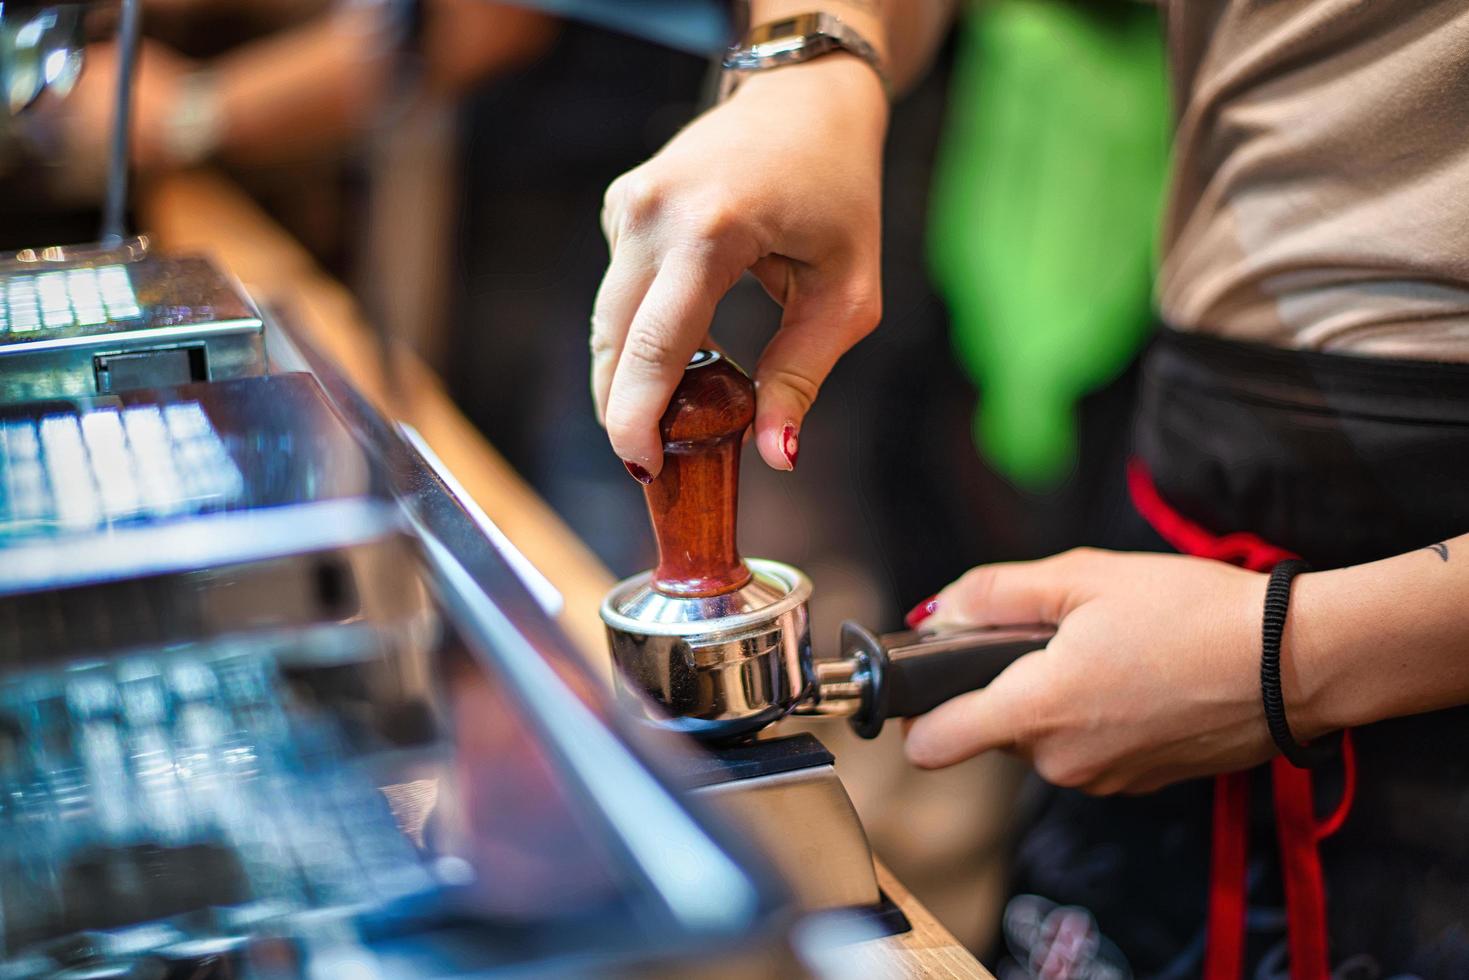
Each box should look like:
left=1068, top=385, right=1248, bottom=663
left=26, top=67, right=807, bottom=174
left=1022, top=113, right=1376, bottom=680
left=159, top=69, right=224, bottom=168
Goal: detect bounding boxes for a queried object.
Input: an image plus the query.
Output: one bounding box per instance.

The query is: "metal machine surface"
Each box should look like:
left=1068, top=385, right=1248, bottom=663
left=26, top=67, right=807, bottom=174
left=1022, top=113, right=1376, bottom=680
left=0, top=289, right=802, bottom=976
left=0, top=370, right=423, bottom=676
left=0, top=598, right=797, bottom=977
left=0, top=239, right=266, bottom=404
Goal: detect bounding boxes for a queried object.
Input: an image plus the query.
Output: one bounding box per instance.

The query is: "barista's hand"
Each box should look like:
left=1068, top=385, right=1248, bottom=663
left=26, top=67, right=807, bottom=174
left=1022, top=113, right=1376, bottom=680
left=902, top=549, right=1282, bottom=794
left=593, top=55, right=887, bottom=478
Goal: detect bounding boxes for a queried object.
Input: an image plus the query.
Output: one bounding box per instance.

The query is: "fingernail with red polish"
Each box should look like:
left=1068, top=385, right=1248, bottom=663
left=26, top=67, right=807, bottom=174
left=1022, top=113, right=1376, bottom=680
left=781, top=422, right=799, bottom=470
left=623, top=461, right=653, bottom=485
left=904, top=595, right=939, bottom=629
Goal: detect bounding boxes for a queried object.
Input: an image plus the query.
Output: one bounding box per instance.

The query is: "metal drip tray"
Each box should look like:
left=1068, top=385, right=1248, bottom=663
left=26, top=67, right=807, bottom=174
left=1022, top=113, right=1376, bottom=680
left=0, top=646, right=438, bottom=973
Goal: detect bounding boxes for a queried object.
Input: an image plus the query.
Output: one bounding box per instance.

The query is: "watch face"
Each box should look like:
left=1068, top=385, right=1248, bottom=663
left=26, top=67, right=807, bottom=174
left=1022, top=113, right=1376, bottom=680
left=747, top=12, right=823, bottom=51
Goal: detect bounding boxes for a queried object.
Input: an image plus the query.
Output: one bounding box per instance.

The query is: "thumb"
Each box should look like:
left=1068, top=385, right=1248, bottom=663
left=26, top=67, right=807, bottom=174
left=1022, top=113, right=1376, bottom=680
left=748, top=258, right=881, bottom=472
left=924, top=548, right=1105, bottom=631
left=903, top=650, right=1046, bottom=769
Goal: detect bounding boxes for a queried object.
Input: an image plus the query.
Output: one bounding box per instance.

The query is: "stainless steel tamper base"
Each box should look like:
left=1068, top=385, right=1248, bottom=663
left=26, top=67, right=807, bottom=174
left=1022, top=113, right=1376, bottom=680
left=600, top=558, right=814, bottom=742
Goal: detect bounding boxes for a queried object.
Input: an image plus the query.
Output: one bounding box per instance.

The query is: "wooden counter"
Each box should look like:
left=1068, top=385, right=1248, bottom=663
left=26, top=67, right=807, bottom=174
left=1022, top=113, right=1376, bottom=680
left=139, top=169, right=992, bottom=980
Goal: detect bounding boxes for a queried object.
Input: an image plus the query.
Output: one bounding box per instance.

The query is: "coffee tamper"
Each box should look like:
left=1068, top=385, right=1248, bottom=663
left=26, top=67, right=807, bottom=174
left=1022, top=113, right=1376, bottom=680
left=601, top=350, right=1055, bottom=743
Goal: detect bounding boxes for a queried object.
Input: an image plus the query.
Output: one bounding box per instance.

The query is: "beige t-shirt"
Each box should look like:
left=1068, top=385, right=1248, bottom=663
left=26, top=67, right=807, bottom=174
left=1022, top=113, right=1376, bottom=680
left=1158, top=1, right=1469, bottom=362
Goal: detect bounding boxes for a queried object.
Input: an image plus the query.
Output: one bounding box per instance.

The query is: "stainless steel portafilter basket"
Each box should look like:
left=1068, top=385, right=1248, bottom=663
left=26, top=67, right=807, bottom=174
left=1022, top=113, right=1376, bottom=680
left=602, top=557, right=814, bottom=742
left=600, top=351, right=1055, bottom=744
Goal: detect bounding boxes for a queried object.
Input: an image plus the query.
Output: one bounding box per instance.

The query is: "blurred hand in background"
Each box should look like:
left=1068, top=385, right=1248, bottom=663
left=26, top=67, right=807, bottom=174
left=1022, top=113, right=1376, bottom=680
left=34, top=0, right=556, bottom=199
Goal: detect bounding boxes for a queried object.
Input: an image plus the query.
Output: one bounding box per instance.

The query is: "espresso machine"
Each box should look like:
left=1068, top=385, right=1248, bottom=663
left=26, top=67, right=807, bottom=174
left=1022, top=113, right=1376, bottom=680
left=0, top=285, right=816, bottom=976
left=602, top=350, right=1054, bottom=919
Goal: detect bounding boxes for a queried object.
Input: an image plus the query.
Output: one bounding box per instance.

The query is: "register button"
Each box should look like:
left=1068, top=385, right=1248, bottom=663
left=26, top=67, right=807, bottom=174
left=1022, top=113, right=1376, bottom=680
left=94, top=347, right=208, bottom=394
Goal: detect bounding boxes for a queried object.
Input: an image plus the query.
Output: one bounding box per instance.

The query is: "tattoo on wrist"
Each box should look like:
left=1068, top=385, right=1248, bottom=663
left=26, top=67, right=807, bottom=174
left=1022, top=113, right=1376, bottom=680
left=1426, top=542, right=1450, bottom=562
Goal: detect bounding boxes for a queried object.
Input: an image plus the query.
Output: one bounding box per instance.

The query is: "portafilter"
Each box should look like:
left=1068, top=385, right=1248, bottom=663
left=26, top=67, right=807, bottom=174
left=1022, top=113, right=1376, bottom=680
left=600, top=350, right=1055, bottom=743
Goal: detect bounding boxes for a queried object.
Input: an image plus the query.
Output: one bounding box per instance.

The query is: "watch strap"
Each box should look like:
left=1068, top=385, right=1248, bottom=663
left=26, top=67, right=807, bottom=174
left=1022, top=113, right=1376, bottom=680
left=720, top=12, right=889, bottom=100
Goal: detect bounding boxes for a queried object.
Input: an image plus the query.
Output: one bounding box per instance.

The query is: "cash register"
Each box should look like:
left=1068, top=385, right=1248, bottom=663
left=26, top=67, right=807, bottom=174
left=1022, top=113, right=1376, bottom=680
left=0, top=239, right=267, bottom=404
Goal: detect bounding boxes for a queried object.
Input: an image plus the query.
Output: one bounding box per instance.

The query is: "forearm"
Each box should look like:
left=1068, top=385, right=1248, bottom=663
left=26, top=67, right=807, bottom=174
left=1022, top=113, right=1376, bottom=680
left=1288, top=534, right=1469, bottom=738
left=210, top=5, right=388, bottom=167
left=748, top=0, right=954, bottom=94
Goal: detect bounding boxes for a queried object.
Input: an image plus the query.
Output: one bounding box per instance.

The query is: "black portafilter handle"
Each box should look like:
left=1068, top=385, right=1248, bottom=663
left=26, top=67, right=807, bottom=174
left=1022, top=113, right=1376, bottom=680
left=832, top=621, right=1056, bottom=739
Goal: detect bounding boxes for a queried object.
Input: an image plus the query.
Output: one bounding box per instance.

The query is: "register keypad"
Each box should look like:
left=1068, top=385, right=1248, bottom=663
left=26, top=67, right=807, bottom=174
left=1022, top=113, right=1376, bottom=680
left=1, top=264, right=144, bottom=338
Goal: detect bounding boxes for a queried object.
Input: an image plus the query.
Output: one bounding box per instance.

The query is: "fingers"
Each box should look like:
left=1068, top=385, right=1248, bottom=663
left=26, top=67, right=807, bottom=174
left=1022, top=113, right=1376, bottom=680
left=902, top=550, right=1105, bottom=770
left=589, top=247, right=655, bottom=426
left=602, top=249, right=729, bottom=475
left=926, top=548, right=1108, bottom=630
left=903, top=650, right=1047, bottom=769
left=751, top=259, right=881, bottom=471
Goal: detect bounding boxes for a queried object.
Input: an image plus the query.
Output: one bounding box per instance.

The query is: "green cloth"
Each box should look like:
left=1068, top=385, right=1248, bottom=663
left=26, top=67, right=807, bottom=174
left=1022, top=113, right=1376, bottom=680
left=927, top=0, right=1170, bottom=487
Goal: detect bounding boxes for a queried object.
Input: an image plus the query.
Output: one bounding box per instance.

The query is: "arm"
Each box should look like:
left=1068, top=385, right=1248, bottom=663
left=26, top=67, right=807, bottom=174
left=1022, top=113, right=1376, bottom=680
left=1287, top=536, right=1469, bottom=738
left=592, top=1, right=955, bottom=480
left=209, top=0, right=557, bottom=167
left=56, top=1, right=557, bottom=176
left=900, top=536, right=1469, bottom=794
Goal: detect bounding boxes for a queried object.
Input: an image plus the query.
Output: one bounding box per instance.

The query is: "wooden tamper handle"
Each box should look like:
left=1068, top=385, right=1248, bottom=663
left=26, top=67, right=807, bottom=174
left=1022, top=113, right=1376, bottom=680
left=642, top=349, right=756, bottom=597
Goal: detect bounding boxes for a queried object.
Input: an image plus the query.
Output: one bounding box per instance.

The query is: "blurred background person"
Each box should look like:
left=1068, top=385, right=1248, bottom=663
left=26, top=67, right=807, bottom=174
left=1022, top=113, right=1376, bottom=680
left=6, top=0, right=557, bottom=260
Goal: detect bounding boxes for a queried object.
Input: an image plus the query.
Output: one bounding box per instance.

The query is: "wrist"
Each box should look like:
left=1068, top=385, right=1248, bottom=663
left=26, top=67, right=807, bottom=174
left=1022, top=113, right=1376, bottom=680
left=726, top=6, right=891, bottom=103
left=1279, top=566, right=1369, bottom=740
left=731, top=53, right=889, bottom=131
left=155, top=69, right=224, bottom=168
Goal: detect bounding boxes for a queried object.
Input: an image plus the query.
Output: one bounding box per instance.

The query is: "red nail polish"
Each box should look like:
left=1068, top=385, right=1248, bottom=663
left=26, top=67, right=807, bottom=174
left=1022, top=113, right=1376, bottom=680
left=623, top=461, right=653, bottom=485
left=781, top=423, right=799, bottom=469
left=904, top=595, right=939, bottom=629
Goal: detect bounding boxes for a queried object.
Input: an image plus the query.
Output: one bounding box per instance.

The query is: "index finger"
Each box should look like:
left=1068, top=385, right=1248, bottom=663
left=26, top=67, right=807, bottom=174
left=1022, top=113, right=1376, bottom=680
left=602, top=249, right=730, bottom=475
left=590, top=245, right=655, bottom=426
left=926, top=549, right=1106, bottom=630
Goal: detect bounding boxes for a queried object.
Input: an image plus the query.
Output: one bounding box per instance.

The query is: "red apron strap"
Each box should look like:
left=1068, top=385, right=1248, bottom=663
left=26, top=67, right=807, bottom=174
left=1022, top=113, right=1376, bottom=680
left=1273, top=759, right=1332, bottom=980
left=1125, top=460, right=1298, bottom=569
left=1127, top=458, right=1342, bottom=979
left=1204, top=771, right=1251, bottom=980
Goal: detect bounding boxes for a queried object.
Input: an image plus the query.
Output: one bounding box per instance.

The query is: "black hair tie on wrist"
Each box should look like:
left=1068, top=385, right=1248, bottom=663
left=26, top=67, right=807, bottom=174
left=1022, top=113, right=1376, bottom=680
left=1261, top=559, right=1341, bottom=769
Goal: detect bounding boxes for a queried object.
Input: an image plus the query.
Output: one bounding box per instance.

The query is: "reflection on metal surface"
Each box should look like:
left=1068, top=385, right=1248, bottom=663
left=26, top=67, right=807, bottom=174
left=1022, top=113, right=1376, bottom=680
left=0, top=645, right=434, bottom=971
left=693, top=764, right=881, bottom=913
left=422, top=532, right=765, bottom=934
left=0, top=238, right=151, bottom=274
left=396, top=421, right=562, bottom=617
left=0, top=3, right=87, bottom=114
left=0, top=372, right=381, bottom=555
left=0, top=401, right=245, bottom=533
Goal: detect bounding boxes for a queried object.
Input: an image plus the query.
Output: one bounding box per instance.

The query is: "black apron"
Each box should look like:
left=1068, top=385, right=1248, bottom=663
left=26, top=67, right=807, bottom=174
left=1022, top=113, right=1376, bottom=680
left=999, top=328, right=1469, bottom=980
